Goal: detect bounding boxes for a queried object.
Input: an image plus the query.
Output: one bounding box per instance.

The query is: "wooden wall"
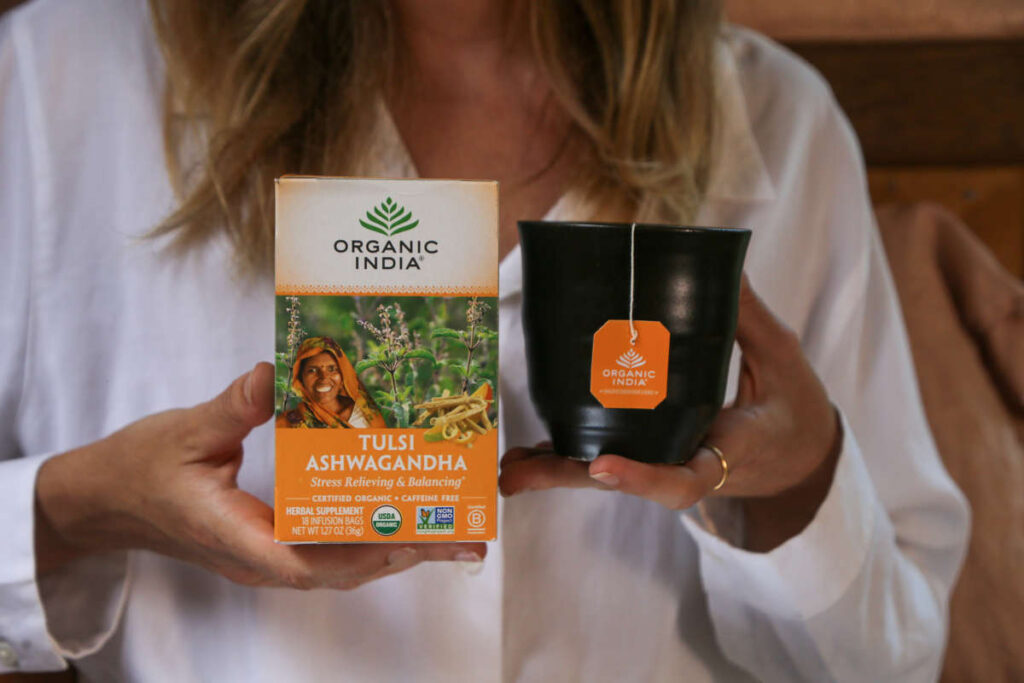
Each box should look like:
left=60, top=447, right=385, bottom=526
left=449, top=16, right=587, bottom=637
left=869, top=167, right=1023, bottom=275
left=727, top=0, right=1024, bottom=41
left=788, top=40, right=1024, bottom=276
left=723, top=0, right=1024, bottom=276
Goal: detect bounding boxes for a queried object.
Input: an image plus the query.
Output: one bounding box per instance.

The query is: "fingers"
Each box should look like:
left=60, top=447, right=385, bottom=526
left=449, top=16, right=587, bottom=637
left=500, top=441, right=553, bottom=466
left=500, top=442, right=594, bottom=495
left=210, top=491, right=487, bottom=591
left=498, top=441, right=725, bottom=509
left=499, top=440, right=723, bottom=504
left=586, top=450, right=723, bottom=510
left=499, top=451, right=594, bottom=495
left=282, top=542, right=488, bottom=590
left=188, top=362, right=276, bottom=453
left=286, top=542, right=489, bottom=590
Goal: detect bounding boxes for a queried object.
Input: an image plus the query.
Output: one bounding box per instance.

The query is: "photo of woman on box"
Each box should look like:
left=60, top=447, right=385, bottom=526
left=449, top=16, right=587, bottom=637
left=0, top=0, right=969, bottom=681
left=277, top=336, right=386, bottom=429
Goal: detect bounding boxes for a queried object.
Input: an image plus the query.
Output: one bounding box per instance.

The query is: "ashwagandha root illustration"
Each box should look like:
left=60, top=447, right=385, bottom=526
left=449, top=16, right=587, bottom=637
left=413, top=385, right=494, bottom=446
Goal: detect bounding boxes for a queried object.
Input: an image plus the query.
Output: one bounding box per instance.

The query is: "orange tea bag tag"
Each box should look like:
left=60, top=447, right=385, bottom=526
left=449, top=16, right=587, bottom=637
left=590, top=223, right=669, bottom=409
left=591, top=320, right=669, bottom=409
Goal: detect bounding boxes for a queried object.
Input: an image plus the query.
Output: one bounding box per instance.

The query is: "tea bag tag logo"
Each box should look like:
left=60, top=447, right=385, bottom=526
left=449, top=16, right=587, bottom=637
left=591, top=320, right=669, bottom=409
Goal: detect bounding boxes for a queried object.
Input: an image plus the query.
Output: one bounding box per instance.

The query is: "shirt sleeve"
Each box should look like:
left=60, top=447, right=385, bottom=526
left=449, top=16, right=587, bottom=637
left=682, top=79, right=970, bottom=680
left=0, top=11, right=130, bottom=673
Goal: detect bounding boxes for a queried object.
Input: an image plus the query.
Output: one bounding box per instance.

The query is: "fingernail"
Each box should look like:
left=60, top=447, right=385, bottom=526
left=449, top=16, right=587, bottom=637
left=386, top=548, right=418, bottom=569
left=590, top=471, right=620, bottom=487
left=454, top=551, right=484, bottom=576
left=243, top=367, right=256, bottom=406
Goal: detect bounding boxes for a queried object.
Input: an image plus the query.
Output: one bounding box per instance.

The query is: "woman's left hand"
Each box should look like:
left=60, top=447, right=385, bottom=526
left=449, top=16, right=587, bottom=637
left=500, top=277, right=842, bottom=551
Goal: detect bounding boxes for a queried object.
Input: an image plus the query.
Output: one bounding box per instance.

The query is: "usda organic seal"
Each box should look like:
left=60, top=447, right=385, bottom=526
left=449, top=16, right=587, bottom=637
left=371, top=505, right=402, bottom=536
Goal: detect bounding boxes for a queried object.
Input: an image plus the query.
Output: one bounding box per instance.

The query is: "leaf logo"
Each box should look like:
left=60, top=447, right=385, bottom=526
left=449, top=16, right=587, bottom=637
left=359, top=196, right=419, bottom=237
left=616, top=348, right=646, bottom=369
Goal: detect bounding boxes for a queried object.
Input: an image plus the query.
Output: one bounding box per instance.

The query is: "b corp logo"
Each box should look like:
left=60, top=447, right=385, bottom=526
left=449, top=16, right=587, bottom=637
left=466, top=508, right=486, bottom=530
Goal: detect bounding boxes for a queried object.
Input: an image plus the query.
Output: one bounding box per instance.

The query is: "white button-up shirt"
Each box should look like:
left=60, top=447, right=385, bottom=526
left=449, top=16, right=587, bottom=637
left=0, top=0, right=968, bottom=681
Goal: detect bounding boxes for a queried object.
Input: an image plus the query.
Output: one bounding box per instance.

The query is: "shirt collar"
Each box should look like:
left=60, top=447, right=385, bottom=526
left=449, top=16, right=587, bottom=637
left=703, top=38, right=776, bottom=203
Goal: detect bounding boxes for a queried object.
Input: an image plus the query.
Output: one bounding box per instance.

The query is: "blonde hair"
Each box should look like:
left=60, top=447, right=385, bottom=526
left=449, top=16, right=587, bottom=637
left=150, top=0, right=721, bottom=273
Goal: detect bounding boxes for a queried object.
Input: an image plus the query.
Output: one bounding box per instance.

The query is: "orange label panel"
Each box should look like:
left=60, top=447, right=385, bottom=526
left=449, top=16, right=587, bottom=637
left=590, top=320, right=669, bottom=409
left=275, top=428, right=497, bottom=543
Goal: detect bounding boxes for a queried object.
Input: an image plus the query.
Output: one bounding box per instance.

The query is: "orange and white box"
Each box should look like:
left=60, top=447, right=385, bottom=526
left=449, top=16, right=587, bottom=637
left=274, top=177, right=498, bottom=543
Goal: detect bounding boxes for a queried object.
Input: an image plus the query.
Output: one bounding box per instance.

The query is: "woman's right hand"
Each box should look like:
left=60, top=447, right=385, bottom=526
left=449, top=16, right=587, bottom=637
left=34, top=362, right=485, bottom=589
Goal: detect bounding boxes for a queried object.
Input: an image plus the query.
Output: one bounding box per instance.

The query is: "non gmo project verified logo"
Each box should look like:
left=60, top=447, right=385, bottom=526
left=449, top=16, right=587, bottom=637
left=416, top=506, right=455, bottom=535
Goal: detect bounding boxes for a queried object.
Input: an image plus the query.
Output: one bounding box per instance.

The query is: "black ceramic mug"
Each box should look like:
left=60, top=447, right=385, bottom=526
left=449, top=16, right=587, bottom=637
left=519, top=221, right=751, bottom=464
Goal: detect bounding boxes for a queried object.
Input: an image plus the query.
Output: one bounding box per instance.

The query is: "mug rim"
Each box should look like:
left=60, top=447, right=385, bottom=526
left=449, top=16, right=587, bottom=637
left=518, top=220, right=749, bottom=235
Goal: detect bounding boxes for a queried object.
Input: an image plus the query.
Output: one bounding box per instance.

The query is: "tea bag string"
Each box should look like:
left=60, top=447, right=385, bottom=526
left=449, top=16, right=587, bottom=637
left=628, top=222, right=638, bottom=346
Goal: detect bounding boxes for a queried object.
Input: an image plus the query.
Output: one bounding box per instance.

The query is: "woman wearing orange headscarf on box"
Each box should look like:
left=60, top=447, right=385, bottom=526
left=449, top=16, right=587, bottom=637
left=277, top=337, right=386, bottom=429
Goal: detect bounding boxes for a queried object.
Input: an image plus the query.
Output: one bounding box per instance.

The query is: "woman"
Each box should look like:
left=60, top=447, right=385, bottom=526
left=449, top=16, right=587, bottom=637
left=0, top=0, right=967, bottom=680
left=277, top=337, right=386, bottom=429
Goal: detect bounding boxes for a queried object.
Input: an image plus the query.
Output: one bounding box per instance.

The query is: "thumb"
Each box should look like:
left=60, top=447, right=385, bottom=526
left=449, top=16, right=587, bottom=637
left=189, top=362, right=276, bottom=454
left=733, top=274, right=798, bottom=366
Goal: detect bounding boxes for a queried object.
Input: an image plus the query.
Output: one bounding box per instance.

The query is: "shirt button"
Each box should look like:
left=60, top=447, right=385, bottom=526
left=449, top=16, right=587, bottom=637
left=0, top=641, right=18, bottom=668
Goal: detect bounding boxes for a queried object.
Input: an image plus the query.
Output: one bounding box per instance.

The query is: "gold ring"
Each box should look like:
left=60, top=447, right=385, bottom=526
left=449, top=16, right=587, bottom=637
left=705, top=444, right=729, bottom=491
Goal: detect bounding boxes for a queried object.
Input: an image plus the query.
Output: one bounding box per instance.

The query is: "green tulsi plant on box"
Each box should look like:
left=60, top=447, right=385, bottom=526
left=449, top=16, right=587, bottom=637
left=432, top=297, right=496, bottom=393
left=356, top=303, right=436, bottom=427
left=275, top=296, right=306, bottom=413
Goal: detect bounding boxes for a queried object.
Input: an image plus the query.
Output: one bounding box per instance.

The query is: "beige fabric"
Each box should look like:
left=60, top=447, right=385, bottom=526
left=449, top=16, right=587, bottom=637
left=877, top=202, right=1024, bottom=683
